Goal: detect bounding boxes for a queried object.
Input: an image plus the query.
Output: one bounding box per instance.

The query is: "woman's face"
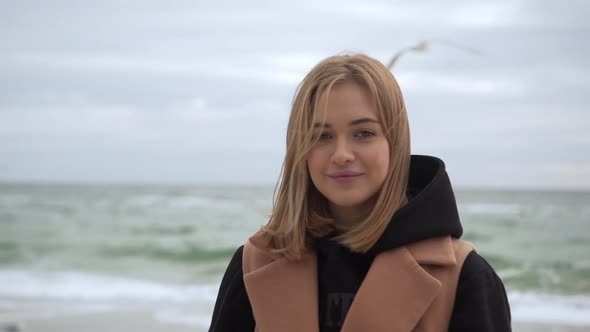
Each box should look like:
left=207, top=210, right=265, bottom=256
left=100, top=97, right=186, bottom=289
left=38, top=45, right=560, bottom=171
left=307, top=82, right=390, bottom=214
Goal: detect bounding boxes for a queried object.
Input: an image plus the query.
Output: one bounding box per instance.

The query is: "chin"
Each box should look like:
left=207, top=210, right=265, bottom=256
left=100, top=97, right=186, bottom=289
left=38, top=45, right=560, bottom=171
left=324, top=192, right=372, bottom=208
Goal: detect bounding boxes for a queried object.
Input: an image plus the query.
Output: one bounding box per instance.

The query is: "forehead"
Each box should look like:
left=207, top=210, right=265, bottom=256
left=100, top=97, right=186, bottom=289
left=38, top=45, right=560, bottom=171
left=315, top=82, right=379, bottom=121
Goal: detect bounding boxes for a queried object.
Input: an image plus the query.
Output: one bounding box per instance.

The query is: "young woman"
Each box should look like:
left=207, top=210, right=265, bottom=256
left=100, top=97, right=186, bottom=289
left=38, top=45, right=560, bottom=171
left=209, top=53, right=511, bottom=331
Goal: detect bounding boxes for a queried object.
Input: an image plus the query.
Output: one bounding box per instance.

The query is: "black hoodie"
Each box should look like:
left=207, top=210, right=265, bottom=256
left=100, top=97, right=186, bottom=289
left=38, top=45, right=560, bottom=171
left=210, top=155, right=511, bottom=331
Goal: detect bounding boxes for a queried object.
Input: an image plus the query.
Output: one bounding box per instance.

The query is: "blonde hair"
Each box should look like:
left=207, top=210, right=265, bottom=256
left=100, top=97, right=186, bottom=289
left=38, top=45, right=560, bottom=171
left=262, top=53, right=411, bottom=260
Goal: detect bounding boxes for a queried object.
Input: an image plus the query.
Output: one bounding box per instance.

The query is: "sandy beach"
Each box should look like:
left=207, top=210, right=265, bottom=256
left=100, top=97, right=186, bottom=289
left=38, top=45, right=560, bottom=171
left=1, top=311, right=199, bottom=332
left=2, top=309, right=589, bottom=332
left=0, top=299, right=212, bottom=332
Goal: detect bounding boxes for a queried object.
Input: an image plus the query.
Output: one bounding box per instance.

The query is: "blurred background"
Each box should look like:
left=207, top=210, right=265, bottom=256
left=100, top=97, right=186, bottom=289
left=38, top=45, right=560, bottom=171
left=1, top=1, right=589, bottom=331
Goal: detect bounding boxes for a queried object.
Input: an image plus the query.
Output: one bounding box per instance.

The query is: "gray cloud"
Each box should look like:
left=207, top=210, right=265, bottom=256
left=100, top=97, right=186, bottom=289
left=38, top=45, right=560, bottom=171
left=1, top=0, right=588, bottom=188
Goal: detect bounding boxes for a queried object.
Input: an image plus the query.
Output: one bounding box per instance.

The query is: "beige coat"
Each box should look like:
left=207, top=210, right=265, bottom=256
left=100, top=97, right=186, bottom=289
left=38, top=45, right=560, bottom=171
left=242, top=232, right=474, bottom=332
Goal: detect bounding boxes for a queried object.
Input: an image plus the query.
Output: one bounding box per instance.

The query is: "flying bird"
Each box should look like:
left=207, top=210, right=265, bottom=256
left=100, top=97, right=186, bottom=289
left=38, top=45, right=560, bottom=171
left=387, top=39, right=481, bottom=70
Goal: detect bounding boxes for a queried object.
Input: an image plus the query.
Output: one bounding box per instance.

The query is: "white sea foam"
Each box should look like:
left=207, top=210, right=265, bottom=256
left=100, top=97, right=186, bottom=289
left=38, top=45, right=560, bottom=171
left=125, top=194, right=165, bottom=206
left=2, top=269, right=590, bottom=326
left=166, top=196, right=242, bottom=210
left=0, top=300, right=119, bottom=321
left=0, top=269, right=218, bottom=303
left=125, top=194, right=242, bottom=210
left=460, top=202, right=521, bottom=215
left=510, top=291, right=590, bottom=326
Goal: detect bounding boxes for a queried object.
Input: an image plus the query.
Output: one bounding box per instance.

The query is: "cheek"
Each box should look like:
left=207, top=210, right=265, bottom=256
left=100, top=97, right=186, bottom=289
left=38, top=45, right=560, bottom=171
left=367, top=141, right=390, bottom=177
left=307, top=149, right=324, bottom=177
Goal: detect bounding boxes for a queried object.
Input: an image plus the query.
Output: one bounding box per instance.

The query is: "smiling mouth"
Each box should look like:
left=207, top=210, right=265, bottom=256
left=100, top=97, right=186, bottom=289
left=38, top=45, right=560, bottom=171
left=328, top=173, right=363, bottom=183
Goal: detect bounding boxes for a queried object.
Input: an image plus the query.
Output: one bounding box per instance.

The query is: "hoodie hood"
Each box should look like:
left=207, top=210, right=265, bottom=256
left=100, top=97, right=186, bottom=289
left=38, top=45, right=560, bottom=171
left=315, top=155, right=463, bottom=256
left=368, top=154, right=463, bottom=255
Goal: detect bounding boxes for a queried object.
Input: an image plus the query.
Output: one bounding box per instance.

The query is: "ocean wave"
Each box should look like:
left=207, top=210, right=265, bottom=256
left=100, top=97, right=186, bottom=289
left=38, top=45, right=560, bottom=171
left=0, top=300, right=119, bottom=322
left=0, top=269, right=218, bottom=303
left=510, top=291, right=590, bottom=326
left=2, top=269, right=590, bottom=326
left=459, top=203, right=521, bottom=215
left=99, top=244, right=237, bottom=263
left=125, top=194, right=242, bottom=210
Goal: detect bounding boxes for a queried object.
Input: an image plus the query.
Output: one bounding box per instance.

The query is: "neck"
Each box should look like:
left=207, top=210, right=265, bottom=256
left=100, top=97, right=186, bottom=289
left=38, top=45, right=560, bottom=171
left=329, top=197, right=376, bottom=230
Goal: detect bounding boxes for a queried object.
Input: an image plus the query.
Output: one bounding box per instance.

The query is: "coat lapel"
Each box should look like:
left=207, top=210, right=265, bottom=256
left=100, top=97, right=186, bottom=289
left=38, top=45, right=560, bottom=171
left=243, top=235, right=320, bottom=332
left=243, top=235, right=457, bottom=332
left=341, top=245, right=445, bottom=332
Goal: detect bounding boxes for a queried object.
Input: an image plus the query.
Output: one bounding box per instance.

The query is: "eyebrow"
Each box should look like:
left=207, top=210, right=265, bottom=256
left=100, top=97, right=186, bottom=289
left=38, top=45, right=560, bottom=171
left=313, top=117, right=379, bottom=128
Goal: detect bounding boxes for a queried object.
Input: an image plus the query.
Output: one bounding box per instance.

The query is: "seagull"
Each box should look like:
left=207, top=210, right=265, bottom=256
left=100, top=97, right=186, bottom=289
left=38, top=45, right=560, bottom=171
left=387, top=39, right=481, bottom=70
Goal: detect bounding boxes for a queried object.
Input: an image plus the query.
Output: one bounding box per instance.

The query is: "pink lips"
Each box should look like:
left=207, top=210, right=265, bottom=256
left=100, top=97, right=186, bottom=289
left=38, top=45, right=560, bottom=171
left=327, top=171, right=363, bottom=183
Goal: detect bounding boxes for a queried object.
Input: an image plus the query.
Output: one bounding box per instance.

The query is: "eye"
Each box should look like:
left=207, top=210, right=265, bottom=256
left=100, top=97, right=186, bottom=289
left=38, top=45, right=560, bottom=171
left=318, top=132, right=333, bottom=141
left=354, top=129, right=376, bottom=139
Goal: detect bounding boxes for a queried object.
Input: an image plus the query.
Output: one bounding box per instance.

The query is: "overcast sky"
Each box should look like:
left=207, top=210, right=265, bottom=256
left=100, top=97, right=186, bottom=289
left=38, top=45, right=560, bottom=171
left=1, top=0, right=588, bottom=189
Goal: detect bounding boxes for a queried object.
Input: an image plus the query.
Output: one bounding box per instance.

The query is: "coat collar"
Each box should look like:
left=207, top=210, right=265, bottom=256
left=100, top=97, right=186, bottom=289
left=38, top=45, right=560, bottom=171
left=242, top=232, right=458, bottom=332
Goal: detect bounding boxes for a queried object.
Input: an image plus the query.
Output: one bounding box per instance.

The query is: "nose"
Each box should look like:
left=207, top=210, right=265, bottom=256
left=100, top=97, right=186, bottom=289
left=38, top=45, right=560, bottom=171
left=331, top=138, right=355, bottom=166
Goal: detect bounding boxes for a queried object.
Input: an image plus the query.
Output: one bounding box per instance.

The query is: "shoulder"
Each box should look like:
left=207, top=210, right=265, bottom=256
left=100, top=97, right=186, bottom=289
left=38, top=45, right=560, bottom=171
left=229, top=245, right=245, bottom=269
left=449, top=251, right=512, bottom=331
left=243, top=230, right=290, bottom=274
left=210, top=245, right=256, bottom=331
left=232, top=245, right=245, bottom=261
left=217, top=245, right=246, bottom=292
left=229, top=245, right=246, bottom=274
left=458, top=251, right=501, bottom=285
left=457, top=250, right=509, bottom=298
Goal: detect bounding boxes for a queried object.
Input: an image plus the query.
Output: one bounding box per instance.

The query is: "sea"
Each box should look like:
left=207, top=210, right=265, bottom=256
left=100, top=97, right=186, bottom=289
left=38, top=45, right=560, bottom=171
left=0, top=183, right=589, bottom=329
